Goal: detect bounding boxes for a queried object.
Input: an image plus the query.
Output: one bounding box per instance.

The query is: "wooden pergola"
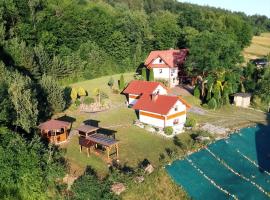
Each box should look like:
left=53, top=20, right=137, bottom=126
left=77, top=124, right=119, bottom=161
left=38, top=119, right=71, bottom=144
left=76, top=124, right=99, bottom=137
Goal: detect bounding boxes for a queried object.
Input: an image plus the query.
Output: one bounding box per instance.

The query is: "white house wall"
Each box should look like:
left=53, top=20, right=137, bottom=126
left=153, top=68, right=170, bottom=80
left=166, top=101, right=187, bottom=127
left=139, top=111, right=165, bottom=127
left=152, top=68, right=179, bottom=87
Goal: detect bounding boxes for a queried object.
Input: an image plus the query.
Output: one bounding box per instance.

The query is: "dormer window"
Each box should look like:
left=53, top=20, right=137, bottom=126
left=159, top=69, right=162, bottom=73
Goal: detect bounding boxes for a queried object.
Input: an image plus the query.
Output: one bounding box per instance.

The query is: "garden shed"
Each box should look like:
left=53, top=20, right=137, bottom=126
left=233, top=93, right=252, bottom=108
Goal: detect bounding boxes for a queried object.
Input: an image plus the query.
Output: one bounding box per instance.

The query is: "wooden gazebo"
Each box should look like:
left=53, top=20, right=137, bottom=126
left=77, top=124, right=119, bottom=161
left=38, top=119, right=71, bottom=144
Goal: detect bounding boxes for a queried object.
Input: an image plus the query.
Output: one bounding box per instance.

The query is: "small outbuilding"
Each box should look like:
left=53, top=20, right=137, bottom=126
left=38, top=119, right=71, bottom=144
left=233, top=93, right=252, bottom=108
left=76, top=124, right=119, bottom=161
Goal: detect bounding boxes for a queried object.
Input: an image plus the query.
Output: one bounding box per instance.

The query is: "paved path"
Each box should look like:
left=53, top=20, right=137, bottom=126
left=170, top=85, right=193, bottom=96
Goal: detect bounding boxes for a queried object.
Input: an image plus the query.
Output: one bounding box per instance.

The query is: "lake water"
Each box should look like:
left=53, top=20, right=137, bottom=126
left=166, top=125, right=270, bottom=200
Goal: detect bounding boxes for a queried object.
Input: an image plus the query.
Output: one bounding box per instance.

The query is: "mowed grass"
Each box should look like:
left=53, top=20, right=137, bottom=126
left=58, top=73, right=268, bottom=200
left=243, top=32, right=270, bottom=60
left=59, top=73, right=182, bottom=175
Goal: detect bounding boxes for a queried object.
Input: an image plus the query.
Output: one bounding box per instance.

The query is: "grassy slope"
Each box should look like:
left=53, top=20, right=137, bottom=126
left=58, top=73, right=268, bottom=199
left=243, top=33, right=270, bottom=60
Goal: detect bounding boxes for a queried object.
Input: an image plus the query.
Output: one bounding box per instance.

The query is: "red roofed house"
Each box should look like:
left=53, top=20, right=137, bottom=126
left=122, top=80, right=168, bottom=106
left=133, top=94, right=191, bottom=130
left=123, top=80, right=191, bottom=131
left=145, top=49, right=188, bottom=87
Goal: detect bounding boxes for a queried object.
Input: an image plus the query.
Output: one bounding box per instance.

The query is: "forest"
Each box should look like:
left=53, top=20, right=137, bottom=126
left=0, top=0, right=270, bottom=199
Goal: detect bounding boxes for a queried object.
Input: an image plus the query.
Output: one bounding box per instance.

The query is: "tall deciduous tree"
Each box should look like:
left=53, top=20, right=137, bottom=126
left=40, top=75, right=65, bottom=114
left=8, top=73, right=38, bottom=132
left=150, top=11, right=180, bottom=49
left=0, top=128, right=66, bottom=199
left=257, top=68, right=270, bottom=111
left=186, top=31, right=242, bottom=78
left=0, top=81, right=15, bottom=125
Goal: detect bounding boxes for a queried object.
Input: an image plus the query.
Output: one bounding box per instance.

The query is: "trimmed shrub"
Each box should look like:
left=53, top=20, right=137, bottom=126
left=208, top=98, right=217, bottom=109
left=77, top=87, right=87, bottom=97
left=194, top=86, right=200, bottom=98
left=119, top=74, right=125, bottom=90
left=164, top=126, right=174, bottom=135
left=141, top=68, right=147, bottom=80
left=74, top=99, right=81, bottom=106
left=108, top=77, right=114, bottom=89
left=83, top=97, right=95, bottom=105
left=70, top=88, right=78, bottom=102
left=185, top=117, right=197, bottom=127
left=149, top=69, right=154, bottom=81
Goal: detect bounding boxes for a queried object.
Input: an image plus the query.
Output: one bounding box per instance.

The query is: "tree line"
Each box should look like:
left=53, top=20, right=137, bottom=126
left=1, top=0, right=269, bottom=83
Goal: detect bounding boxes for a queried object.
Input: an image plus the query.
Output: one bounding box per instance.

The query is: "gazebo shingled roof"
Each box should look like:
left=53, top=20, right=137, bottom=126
left=38, top=119, right=70, bottom=130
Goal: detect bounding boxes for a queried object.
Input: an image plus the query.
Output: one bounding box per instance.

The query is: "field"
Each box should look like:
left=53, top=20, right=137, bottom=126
left=243, top=33, right=270, bottom=60
left=57, top=73, right=269, bottom=199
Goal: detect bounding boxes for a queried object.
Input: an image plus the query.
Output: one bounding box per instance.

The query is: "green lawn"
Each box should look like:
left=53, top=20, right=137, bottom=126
left=58, top=72, right=268, bottom=200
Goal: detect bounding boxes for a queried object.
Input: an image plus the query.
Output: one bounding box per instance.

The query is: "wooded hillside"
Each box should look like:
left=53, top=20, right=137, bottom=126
left=1, top=0, right=269, bottom=83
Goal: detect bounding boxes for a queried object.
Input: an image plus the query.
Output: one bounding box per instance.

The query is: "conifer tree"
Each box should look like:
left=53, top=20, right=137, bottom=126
left=149, top=69, right=154, bottom=81
left=119, top=74, right=125, bottom=90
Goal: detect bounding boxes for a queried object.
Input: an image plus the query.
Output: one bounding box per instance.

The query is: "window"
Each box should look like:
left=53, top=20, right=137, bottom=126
left=159, top=58, right=162, bottom=63
left=173, top=119, right=179, bottom=125
left=174, top=105, right=178, bottom=111
left=173, top=78, right=176, bottom=83
left=172, top=69, right=175, bottom=73
left=159, top=69, right=162, bottom=73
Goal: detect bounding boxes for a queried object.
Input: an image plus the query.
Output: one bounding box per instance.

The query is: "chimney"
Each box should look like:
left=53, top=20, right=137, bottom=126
left=151, top=93, right=158, bottom=102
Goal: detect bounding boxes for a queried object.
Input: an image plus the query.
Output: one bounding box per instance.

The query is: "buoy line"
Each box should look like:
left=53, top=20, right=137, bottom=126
left=236, top=149, right=270, bottom=177
left=206, top=148, right=270, bottom=197
left=186, top=158, right=238, bottom=200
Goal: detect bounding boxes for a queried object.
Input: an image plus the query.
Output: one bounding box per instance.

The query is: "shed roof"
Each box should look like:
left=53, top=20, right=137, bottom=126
left=233, top=93, right=252, bottom=98
left=87, top=133, right=118, bottom=147
left=38, top=119, right=70, bottom=130
left=76, top=124, right=99, bottom=134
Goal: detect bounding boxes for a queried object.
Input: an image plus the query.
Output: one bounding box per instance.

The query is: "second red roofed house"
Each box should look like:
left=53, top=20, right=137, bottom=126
left=123, top=80, right=191, bottom=131
left=122, top=80, right=168, bottom=106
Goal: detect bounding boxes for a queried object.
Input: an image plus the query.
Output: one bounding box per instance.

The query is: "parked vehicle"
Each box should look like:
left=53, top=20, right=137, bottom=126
left=251, top=58, right=268, bottom=67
